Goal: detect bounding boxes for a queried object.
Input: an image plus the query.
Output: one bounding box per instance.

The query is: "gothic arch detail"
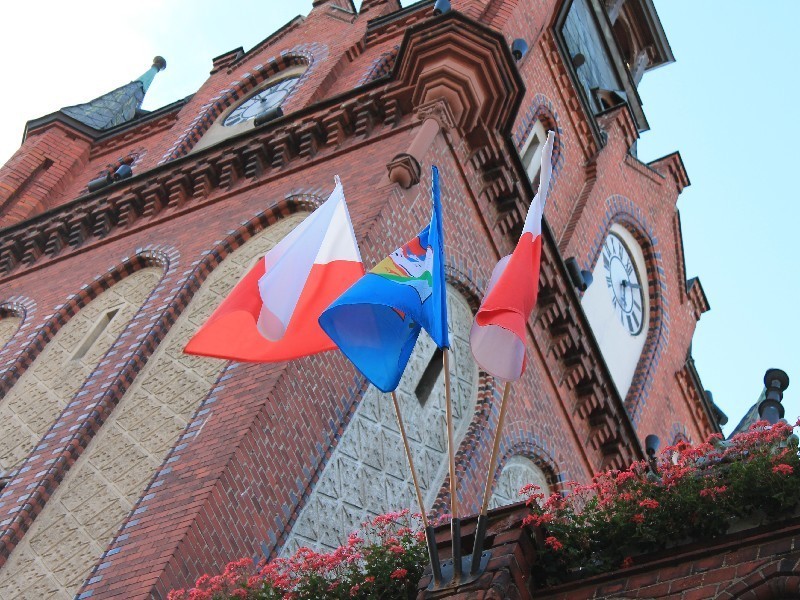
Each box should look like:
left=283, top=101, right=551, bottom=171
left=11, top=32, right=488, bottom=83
left=513, top=94, right=565, bottom=187
left=0, top=260, right=168, bottom=476
left=160, top=44, right=328, bottom=162
left=0, top=215, right=308, bottom=599
left=584, top=195, right=670, bottom=422
left=281, top=287, right=479, bottom=555
left=358, top=45, right=400, bottom=86
left=0, top=251, right=173, bottom=400
left=723, top=564, right=800, bottom=598
left=490, top=456, right=549, bottom=509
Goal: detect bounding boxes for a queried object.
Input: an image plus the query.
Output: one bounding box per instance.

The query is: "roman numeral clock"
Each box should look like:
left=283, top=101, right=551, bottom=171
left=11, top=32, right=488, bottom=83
left=580, top=226, right=650, bottom=398
left=602, top=233, right=644, bottom=335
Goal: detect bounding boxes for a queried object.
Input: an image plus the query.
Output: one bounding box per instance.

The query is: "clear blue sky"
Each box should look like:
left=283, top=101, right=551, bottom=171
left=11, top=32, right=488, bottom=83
left=0, top=1, right=796, bottom=433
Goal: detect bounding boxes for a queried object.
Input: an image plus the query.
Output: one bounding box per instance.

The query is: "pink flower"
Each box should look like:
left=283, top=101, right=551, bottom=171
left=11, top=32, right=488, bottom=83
left=350, top=584, right=360, bottom=596
left=631, top=513, right=644, bottom=524
left=390, top=568, right=408, bottom=580
left=773, top=464, right=794, bottom=475
left=639, top=498, right=659, bottom=510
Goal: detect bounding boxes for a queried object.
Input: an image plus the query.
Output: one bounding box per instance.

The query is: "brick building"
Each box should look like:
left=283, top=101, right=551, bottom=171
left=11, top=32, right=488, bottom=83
left=0, top=0, right=725, bottom=598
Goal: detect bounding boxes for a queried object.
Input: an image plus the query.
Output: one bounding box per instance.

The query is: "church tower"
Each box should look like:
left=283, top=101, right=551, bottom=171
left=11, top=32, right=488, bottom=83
left=0, top=1, right=722, bottom=598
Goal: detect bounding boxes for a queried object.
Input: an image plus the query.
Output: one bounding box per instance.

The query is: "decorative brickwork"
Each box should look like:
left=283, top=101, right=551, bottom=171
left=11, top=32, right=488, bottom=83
left=160, top=44, right=328, bottom=162
left=0, top=2, right=716, bottom=598
left=489, top=455, right=549, bottom=509
left=0, top=217, right=304, bottom=599
left=0, top=268, right=161, bottom=474
left=418, top=503, right=800, bottom=600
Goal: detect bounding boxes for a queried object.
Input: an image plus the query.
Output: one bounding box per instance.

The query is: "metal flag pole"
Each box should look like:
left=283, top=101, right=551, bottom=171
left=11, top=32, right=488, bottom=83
left=441, top=347, right=462, bottom=582
left=470, top=380, right=512, bottom=573
left=390, top=391, right=442, bottom=586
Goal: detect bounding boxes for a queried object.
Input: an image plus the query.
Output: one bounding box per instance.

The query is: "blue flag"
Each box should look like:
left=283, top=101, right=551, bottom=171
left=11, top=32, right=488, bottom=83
left=319, top=166, right=449, bottom=392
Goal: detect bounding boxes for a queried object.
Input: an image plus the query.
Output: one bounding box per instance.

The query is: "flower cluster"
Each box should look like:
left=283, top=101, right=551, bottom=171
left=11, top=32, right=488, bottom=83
left=523, top=420, right=800, bottom=586
left=168, top=509, right=427, bottom=600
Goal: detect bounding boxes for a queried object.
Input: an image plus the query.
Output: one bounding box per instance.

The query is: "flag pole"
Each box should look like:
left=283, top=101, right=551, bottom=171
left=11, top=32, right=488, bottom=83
left=390, top=391, right=442, bottom=586
left=442, top=347, right=462, bottom=581
left=470, top=380, right=512, bottom=573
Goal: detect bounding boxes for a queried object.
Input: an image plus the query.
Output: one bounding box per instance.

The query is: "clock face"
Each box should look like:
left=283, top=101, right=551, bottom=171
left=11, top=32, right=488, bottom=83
left=602, top=233, right=645, bottom=335
left=222, top=76, right=299, bottom=127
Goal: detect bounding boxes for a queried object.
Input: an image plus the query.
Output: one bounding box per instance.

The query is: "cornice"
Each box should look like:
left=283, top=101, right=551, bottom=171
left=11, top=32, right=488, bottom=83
left=0, top=13, right=523, bottom=282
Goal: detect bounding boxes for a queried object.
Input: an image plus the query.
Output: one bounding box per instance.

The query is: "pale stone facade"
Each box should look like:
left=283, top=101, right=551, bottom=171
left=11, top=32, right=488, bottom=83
left=0, top=268, right=162, bottom=474
left=0, top=216, right=304, bottom=599
left=282, top=290, right=478, bottom=554
left=0, top=316, right=21, bottom=350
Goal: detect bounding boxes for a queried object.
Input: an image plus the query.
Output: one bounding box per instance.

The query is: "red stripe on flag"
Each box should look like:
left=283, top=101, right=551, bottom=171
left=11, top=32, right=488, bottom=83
left=184, top=259, right=364, bottom=362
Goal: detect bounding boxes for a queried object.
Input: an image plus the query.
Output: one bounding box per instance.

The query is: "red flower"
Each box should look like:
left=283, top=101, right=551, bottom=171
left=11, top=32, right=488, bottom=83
left=631, top=513, right=645, bottom=524
left=773, top=464, right=794, bottom=475
left=621, top=556, right=634, bottom=568
left=545, top=536, right=564, bottom=551
left=390, top=568, right=408, bottom=580
left=638, top=498, right=659, bottom=510
left=350, top=584, right=361, bottom=596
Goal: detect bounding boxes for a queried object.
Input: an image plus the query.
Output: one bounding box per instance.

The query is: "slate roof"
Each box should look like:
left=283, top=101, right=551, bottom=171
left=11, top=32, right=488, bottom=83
left=61, top=57, right=166, bottom=131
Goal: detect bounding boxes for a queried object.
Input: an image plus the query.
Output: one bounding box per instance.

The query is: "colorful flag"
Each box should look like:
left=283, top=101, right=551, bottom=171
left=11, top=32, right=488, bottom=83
left=319, top=166, right=448, bottom=392
left=470, top=132, right=554, bottom=381
left=184, top=177, right=364, bottom=362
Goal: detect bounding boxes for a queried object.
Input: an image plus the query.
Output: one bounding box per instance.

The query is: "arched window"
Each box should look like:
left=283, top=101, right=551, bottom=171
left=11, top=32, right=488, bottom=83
left=581, top=223, right=650, bottom=399
left=0, top=215, right=306, bottom=599
left=281, top=288, right=479, bottom=555
left=192, top=66, right=306, bottom=153
left=520, top=120, right=548, bottom=191
left=490, top=456, right=551, bottom=509
left=0, top=267, right=161, bottom=475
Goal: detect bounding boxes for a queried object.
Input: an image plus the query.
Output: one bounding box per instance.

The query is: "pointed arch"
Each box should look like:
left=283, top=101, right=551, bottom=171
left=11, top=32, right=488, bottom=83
left=583, top=195, right=670, bottom=422
left=0, top=259, right=169, bottom=475
left=0, top=206, right=315, bottom=599
left=160, top=44, right=328, bottom=162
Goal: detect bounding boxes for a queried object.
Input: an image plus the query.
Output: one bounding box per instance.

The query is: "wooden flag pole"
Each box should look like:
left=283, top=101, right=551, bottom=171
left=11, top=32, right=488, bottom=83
left=470, top=380, right=512, bottom=573
left=391, top=391, right=427, bottom=528
left=441, top=347, right=463, bottom=581
left=390, top=391, right=442, bottom=585
left=442, top=348, right=458, bottom=518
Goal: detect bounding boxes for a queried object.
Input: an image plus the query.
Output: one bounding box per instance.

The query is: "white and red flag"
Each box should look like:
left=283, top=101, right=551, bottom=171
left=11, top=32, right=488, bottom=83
left=470, top=132, right=554, bottom=381
left=185, top=177, right=364, bottom=362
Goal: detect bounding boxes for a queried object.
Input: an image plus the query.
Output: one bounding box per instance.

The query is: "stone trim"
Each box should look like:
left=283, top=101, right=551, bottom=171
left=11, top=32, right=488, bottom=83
left=160, top=44, right=328, bottom=163
left=584, top=195, right=670, bottom=423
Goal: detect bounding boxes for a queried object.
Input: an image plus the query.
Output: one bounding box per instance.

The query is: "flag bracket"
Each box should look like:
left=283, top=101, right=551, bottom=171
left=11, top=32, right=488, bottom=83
left=426, top=551, right=490, bottom=593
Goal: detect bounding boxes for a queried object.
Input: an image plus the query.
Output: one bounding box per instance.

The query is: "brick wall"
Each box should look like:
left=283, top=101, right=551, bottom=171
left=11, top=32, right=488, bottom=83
left=419, top=503, right=800, bottom=600
left=0, top=0, right=719, bottom=598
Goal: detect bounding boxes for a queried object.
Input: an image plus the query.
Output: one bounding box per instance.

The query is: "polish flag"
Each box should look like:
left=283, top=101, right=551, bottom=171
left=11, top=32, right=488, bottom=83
left=470, top=132, right=554, bottom=381
left=184, top=177, right=364, bottom=362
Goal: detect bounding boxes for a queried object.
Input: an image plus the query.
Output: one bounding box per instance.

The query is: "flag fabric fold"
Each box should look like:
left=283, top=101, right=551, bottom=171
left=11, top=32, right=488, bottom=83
left=319, top=166, right=448, bottom=392
left=470, top=131, right=555, bottom=381
left=184, top=176, right=364, bottom=362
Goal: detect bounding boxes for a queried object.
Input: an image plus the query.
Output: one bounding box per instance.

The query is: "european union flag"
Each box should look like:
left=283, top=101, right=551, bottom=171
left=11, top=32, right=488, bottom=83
left=319, top=166, right=449, bottom=392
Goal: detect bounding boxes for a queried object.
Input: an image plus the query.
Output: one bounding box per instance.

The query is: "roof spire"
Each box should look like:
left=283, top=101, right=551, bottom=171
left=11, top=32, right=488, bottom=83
left=137, top=56, right=167, bottom=94
left=61, top=56, right=167, bottom=131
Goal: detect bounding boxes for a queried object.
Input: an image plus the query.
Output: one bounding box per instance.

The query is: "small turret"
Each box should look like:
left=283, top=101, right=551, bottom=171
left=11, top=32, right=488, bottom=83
left=61, top=56, right=166, bottom=131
